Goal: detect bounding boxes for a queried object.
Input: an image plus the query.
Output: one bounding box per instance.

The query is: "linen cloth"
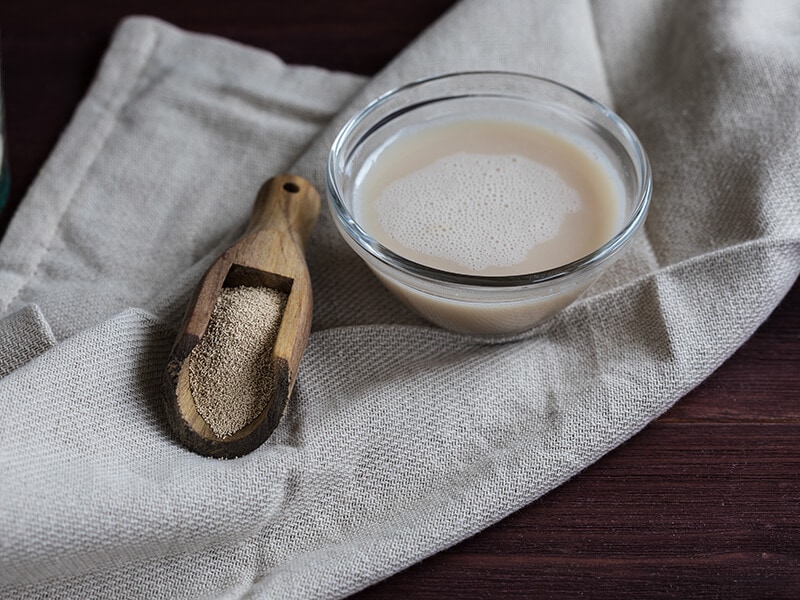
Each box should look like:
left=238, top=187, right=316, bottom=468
left=1, top=1, right=799, bottom=598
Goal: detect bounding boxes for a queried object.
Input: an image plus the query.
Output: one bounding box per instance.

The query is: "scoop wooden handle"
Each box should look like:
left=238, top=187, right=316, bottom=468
left=245, top=175, right=320, bottom=249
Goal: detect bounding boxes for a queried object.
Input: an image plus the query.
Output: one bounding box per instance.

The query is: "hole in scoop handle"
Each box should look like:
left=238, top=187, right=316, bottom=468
left=244, top=174, right=321, bottom=248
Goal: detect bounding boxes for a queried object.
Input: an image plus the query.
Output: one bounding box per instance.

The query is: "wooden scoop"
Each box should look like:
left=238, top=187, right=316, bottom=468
left=163, top=174, right=320, bottom=458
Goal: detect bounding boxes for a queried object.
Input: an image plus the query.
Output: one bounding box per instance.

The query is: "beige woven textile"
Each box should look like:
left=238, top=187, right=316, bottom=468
left=1, top=1, right=798, bottom=598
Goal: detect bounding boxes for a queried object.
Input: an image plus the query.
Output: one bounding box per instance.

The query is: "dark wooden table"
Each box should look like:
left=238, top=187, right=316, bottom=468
left=1, top=2, right=797, bottom=598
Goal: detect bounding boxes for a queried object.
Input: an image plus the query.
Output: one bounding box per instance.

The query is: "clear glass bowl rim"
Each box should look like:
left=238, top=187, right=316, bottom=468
left=326, top=70, right=653, bottom=290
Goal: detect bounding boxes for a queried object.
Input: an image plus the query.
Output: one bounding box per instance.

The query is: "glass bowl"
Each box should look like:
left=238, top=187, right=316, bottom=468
left=326, top=71, right=652, bottom=337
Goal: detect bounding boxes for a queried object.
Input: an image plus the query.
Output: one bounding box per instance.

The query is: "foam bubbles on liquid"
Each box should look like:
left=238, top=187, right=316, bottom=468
left=375, top=152, right=580, bottom=272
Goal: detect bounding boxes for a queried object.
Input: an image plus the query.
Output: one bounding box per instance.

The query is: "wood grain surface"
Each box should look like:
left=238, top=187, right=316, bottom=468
left=1, top=1, right=797, bottom=598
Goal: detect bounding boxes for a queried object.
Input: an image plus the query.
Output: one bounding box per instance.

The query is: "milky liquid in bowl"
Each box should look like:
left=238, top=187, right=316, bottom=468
left=353, top=116, right=625, bottom=279
left=328, top=74, right=651, bottom=336
left=344, top=112, right=629, bottom=334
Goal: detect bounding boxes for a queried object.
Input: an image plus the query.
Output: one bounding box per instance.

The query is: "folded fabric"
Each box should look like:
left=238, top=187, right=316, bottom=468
left=1, top=1, right=798, bottom=598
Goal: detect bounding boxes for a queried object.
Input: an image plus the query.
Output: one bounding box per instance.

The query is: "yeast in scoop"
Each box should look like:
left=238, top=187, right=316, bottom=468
left=353, top=117, right=624, bottom=276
